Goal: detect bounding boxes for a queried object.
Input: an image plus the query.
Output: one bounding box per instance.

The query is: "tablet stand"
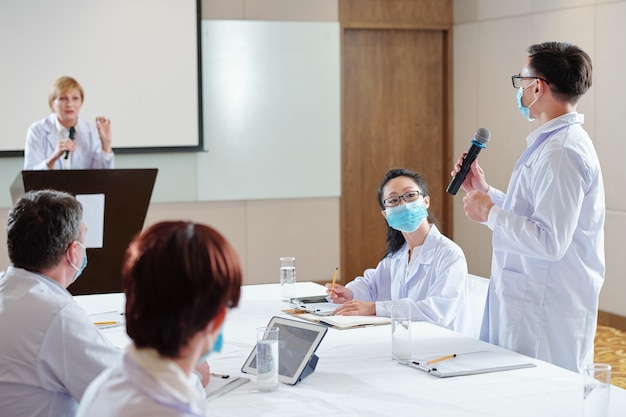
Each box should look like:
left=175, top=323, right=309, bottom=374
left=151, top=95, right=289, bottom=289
left=296, top=354, right=319, bottom=384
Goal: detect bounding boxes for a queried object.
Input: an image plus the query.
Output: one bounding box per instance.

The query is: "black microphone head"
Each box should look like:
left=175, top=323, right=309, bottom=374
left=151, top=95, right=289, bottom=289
left=474, top=128, right=490, bottom=145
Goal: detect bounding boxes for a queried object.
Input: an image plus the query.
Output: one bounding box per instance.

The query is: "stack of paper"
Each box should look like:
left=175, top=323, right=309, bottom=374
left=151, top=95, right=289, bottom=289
left=316, top=315, right=391, bottom=329
left=285, top=309, right=391, bottom=329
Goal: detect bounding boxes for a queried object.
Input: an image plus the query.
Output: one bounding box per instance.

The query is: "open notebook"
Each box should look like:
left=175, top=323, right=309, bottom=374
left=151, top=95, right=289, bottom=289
left=400, top=349, right=536, bottom=378
left=284, top=309, right=391, bottom=329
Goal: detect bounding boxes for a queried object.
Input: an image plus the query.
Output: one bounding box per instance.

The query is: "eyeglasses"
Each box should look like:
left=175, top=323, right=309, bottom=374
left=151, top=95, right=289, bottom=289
left=382, top=190, right=423, bottom=208
left=511, top=75, right=549, bottom=89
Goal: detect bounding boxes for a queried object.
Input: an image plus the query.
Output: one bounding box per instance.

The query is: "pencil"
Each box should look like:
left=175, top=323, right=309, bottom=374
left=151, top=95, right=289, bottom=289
left=94, top=321, right=119, bottom=326
left=426, top=354, right=456, bottom=365
left=330, top=267, right=339, bottom=294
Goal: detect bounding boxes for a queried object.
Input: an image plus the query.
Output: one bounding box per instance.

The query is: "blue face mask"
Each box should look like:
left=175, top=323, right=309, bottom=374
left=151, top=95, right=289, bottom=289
left=385, top=200, right=428, bottom=233
left=516, top=81, right=538, bottom=121
left=197, top=330, right=223, bottom=365
left=68, top=241, right=88, bottom=283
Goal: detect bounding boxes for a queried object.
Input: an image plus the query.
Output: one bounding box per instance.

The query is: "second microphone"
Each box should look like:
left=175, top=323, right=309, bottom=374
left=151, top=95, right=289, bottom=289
left=446, top=127, right=491, bottom=195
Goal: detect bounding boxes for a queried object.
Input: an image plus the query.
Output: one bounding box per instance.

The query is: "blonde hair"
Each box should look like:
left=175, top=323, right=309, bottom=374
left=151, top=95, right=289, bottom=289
left=48, top=76, right=84, bottom=110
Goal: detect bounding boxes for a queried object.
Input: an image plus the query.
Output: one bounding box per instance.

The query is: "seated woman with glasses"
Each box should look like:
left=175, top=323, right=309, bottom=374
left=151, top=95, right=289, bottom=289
left=327, top=168, right=472, bottom=336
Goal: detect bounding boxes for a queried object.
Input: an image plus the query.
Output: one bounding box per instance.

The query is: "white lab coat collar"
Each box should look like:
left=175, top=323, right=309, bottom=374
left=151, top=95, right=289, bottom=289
left=408, top=224, right=441, bottom=267
left=127, top=344, right=201, bottom=406
left=525, top=112, right=584, bottom=148
left=54, top=115, right=77, bottom=137
left=402, top=224, right=439, bottom=283
left=407, top=244, right=422, bottom=264
left=6, top=265, right=70, bottom=296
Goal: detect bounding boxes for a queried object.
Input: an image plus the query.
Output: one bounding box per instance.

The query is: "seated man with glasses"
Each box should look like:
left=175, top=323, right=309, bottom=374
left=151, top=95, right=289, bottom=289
left=327, top=168, right=472, bottom=336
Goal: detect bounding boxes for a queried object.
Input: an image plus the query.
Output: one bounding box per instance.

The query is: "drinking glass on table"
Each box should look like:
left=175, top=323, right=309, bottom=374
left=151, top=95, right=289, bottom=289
left=583, top=363, right=611, bottom=417
left=391, top=301, right=411, bottom=361
left=279, top=256, right=296, bottom=301
left=256, top=326, right=279, bottom=392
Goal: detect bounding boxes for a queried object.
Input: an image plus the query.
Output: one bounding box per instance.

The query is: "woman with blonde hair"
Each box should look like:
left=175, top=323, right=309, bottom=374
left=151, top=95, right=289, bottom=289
left=24, top=76, right=114, bottom=170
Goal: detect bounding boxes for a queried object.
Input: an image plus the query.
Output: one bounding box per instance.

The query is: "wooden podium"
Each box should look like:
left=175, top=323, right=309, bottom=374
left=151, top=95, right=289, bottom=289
left=10, top=169, right=158, bottom=295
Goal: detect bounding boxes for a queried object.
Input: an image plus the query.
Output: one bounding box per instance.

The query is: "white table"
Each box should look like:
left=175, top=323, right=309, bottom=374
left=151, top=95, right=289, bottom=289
left=76, top=282, right=626, bottom=416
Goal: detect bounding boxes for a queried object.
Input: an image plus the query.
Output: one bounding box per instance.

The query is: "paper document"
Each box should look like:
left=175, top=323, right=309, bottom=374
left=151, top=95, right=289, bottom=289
left=317, top=315, right=391, bottom=329
left=90, top=311, right=126, bottom=329
left=400, top=350, right=536, bottom=377
left=285, top=309, right=391, bottom=329
left=205, top=376, right=250, bottom=400
left=75, top=194, right=105, bottom=248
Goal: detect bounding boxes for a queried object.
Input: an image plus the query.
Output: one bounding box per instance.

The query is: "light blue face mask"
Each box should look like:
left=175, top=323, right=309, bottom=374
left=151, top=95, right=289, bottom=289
left=197, top=330, right=223, bottom=365
left=68, top=241, right=88, bottom=283
left=516, top=80, right=538, bottom=121
left=385, top=200, right=428, bottom=233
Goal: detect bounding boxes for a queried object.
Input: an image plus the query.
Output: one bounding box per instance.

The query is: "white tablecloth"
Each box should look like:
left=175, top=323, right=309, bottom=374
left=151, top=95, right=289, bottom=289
left=76, top=282, right=626, bottom=417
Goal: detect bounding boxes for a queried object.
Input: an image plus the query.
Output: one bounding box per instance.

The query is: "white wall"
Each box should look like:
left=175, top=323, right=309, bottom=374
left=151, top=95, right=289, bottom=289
left=2, top=0, right=624, bottom=317
left=453, top=0, right=626, bottom=317
left=199, top=19, right=340, bottom=201
left=0, top=0, right=340, bottom=287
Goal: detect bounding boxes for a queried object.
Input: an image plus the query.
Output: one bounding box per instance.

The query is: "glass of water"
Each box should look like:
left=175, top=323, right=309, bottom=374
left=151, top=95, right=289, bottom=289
left=583, top=363, right=611, bottom=417
left=256, top=326, right=279, bottom=392
left=391, top=301, right=411, bottom=361
left=279, top=256, right=296, bottom=301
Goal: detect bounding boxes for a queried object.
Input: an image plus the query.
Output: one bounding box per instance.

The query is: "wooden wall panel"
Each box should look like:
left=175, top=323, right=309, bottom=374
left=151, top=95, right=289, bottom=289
left=341, top=28, right=450, bottom=283
left=339, top=0, right=452, bottom=284
left=340, top=0, right=452, bottom=29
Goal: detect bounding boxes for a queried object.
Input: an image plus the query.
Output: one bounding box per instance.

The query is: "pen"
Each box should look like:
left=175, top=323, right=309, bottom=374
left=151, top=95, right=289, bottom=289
left=211, top=372, right=230, bottom=379
left=330, top=267, right=339, bottom=294
left=94, top=321, right=120, bottom=326
left=426, top=354, right=456, bottom=365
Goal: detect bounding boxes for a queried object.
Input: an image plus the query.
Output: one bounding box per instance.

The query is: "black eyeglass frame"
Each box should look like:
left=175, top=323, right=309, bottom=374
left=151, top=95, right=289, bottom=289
left=382, top=190, right=424, bottom=208
left=511, top=75, right=550, bottom=89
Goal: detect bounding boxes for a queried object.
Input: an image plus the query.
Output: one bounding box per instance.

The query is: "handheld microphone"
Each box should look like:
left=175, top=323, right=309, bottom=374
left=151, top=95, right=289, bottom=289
left=64, top=126, right=76, bottom=160
left=446, top=127, right=491, bottom=195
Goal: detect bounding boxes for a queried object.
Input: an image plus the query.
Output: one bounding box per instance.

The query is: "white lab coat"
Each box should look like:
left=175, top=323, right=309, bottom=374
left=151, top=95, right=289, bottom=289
left=0, top=266, right=122, bottom=417
left=480, top=112, right=605, bottom=373
left=24, top=114, right=115, bottom=170
left=77, top=349, right=207, bottom=417
left=347, top=224, right=473, bottom=336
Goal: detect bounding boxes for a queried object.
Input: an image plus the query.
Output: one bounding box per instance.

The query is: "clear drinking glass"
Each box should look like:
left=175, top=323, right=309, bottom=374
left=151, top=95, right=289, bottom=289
left=279, top=256, right=296, bottom=301
left=584, top=363, right=611, bottom=417
left=391, top=301, right=411, bottom=361
left=256, top=326, right=280, bottom=392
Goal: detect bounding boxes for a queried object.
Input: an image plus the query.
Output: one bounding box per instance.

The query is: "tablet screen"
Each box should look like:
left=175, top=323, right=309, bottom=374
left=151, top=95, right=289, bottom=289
left=241, top=316, right=327, bottom=385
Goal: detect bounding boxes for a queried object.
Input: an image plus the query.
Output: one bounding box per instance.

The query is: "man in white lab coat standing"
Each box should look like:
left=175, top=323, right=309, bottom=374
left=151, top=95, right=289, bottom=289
left=452, top=41, right=605, bottom=373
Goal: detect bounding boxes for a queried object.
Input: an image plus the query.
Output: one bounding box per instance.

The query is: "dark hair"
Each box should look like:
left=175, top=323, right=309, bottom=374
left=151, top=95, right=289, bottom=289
left=377, top=168, right=436, bottom=257
left=7, top=189, right=82, bottom=271
left=527, top=41, right=592, bottom=104
left=123, top=221, right=242, bottom=358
